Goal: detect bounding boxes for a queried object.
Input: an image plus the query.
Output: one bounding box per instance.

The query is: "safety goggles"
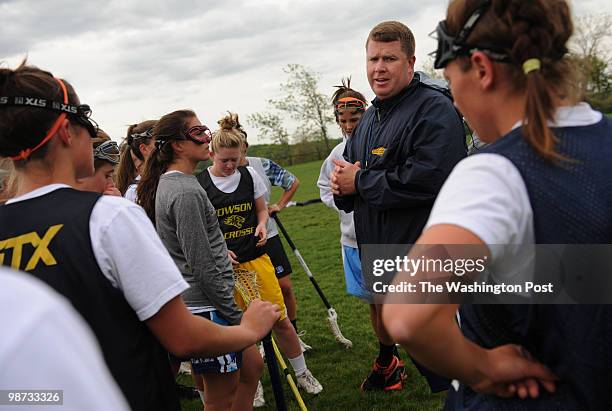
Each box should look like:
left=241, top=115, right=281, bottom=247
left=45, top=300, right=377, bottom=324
left=0, top=95, right=98, bottom=138
left=430, top=0, right=511, bottom=69
left=183, top=125, right=212, bottom=144
left=130, top=128, right=154, bottom=141
left=334, top=97, right=367, bottom=115
left=156, top=125, right=212, bottom=148
left=0, top=78, right=98, bottom=160
left=93, top=140, right=120, bottom=164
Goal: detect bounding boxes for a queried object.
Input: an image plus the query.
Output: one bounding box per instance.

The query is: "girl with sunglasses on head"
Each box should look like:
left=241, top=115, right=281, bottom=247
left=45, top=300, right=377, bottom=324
left=318, top=78, right=368, bottom=301
left=76, top=129, right=121, bottom=196
left=197, top=119, right=324, bottom=396
left=137, top=110, right=265, bottom=411
left=0, top=61, right=280, bottom=411
left=382, top=0, right=612, bottom=409
left=115, top=120, right=157, bottom=201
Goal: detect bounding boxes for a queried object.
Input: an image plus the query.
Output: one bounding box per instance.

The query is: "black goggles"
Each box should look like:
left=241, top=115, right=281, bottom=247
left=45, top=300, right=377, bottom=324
left=93, top=140, right=120, bottom=164
left=0, top=95, right=99, bottom=138
left=431, top=0, right=510, bottom=69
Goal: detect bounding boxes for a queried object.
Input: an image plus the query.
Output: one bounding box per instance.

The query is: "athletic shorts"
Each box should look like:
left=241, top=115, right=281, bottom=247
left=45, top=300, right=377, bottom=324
left=169, top=311, right=242, bottom=374
left=265, top=235, right=293, bottom=279
left=234, top=253, right=288, bottom=321
left=342, top=245, right=370, bottom=300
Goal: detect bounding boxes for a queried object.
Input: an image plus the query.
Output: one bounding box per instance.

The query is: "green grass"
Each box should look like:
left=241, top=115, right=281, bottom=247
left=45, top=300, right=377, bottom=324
left=179, top=160, right=444, bottom=410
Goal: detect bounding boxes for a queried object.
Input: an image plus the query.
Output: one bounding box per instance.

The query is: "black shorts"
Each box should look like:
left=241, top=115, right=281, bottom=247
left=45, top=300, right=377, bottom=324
left=265, top=235, right=292, bottom=278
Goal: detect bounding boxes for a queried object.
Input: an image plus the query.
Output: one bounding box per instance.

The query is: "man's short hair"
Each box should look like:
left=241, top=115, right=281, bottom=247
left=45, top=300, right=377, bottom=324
left=367, top=21, right=415, bottom=58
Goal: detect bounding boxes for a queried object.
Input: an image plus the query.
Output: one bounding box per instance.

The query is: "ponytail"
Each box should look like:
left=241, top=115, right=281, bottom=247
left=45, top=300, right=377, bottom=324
left=137, top=143, right=173, bottom=224
left=523, top=66, right=563, bottom=161
left=136, top=110, right=194, bottom=223
left=116, top=120, right=156, bottom=195
left=446, top=0, right=578, bottom=162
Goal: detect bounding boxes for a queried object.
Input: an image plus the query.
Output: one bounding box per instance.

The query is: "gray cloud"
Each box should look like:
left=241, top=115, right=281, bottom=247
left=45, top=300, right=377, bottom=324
left=2, top=0, right=607, bottom=142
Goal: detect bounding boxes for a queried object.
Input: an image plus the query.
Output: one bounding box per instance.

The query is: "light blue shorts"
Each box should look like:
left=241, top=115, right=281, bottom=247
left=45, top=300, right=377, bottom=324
left=342, top=245, right=370, bottom=300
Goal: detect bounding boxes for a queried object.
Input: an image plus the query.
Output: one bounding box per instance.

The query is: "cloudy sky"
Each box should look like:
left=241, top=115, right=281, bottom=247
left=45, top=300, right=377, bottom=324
left=1, top=0, right=608, bottom=144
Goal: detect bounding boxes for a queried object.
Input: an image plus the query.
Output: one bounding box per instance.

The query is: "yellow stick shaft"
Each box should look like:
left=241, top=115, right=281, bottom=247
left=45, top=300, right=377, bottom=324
left=271, top=338, right=308, bottom=411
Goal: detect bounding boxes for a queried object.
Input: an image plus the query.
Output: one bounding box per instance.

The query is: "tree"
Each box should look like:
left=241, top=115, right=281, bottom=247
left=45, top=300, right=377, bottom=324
left=247, top=112, right=289, bottom=145
left=252, top=64, right=334, bottom=151
left=570, top=14, right=611, bottom=104
left=419, top=56, right=445, bottom=81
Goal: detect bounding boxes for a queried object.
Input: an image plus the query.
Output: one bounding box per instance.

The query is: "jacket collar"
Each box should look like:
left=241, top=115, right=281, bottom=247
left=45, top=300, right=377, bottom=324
left=371, top=73, right=420, bottom=112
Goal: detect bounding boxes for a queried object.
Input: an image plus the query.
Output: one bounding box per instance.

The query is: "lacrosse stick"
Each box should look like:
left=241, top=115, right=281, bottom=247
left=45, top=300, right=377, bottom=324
left=233, top=268, right=287, bottom=411
left=273, top=214, right=353, bottom=348
left=286, top=198, right=323, bottom=208
left=271, top=338, right=308, bottom=411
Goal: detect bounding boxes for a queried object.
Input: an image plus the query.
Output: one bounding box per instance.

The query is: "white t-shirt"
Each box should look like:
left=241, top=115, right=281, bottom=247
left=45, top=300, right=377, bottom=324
left=6, top=185, right=189, bottom=321
left=0, top=268, right=130, bottom=410
left=123, top=175, right=141, bottom=203
left=317, top=139, right=358, bottom=248
left=425, top=103, right=603, bottom=283
left=207, top=166, right=267, bottom=199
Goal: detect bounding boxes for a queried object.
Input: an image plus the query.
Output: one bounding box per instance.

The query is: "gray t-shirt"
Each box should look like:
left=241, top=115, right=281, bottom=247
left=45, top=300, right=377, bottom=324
left=155, top=171, right=242, bottom=325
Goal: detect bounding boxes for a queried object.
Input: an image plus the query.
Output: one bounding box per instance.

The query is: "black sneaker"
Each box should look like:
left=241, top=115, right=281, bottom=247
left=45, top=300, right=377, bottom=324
left=360, top=356, right=406, bottom=391
left=176, top=383, right=200, bottom=400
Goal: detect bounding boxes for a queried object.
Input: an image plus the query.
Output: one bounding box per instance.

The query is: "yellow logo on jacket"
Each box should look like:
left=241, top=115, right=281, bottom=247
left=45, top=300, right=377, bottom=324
left=371, top=146, right=386, bottom=156
left=0, top=224, right=63, bottom=271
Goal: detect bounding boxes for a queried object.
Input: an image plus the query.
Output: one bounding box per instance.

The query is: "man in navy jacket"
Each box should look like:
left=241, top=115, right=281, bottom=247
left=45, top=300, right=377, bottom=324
left=332, top=20, right=466, bottom=392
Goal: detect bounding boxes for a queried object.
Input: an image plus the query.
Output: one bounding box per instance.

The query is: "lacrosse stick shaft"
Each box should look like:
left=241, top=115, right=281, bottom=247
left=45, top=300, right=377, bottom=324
left=233, top=269, right=287, bottom=411
left=273, top=214, right=353, bottom=348
left=273, top=214, right=331, bottom=309
left=271, top=338, right=308, bottom=411
left=286, top=198, right=323, bottom=208
left=262, top=333, right=288, bottom=411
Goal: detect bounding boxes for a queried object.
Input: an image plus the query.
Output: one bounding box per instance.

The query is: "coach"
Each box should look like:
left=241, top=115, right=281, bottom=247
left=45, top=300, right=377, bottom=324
left=332, top=21, right=466, bottom=392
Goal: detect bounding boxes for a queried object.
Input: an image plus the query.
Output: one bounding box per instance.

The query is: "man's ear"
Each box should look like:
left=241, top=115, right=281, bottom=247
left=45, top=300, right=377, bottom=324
left=408, top=54, right=416, bottom=67
left=470, top=51, right=495, bottom=90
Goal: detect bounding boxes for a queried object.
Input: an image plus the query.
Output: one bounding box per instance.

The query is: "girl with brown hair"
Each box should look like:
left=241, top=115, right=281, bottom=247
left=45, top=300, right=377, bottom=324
left=383, top=0, right=612, bottom=409
left=137, top=109, right=265, bottom=410
left=318, top=78, right=368, bottom=300
left=0, top=61, right=279, bottom=411
left=75, top=129, right=121, bottom=195
left=115, top=120, right=156, bottom=201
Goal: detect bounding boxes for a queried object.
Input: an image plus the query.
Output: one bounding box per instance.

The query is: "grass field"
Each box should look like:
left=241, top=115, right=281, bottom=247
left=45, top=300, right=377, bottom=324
left=179, top=160, right=444, bottom=411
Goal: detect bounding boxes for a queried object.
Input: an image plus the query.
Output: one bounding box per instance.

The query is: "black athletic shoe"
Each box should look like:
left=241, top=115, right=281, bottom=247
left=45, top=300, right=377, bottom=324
left=360, top=356, right=406, bottom=391
left=176, top=383, right=200, bottom=400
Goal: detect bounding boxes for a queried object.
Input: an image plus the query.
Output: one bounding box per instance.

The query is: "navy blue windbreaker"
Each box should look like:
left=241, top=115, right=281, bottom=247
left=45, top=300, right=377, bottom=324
left=334, top=72, right=466, bottom=247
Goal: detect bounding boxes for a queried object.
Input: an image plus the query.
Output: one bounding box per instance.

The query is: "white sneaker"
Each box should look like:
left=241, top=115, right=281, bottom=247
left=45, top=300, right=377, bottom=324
left=296, top=369, right=323, bottom=394
left=297, top=330, right=312, bottom=352
left=253, top=381, right=265, bottom=407
left=178, top=361, right=191, bottom=375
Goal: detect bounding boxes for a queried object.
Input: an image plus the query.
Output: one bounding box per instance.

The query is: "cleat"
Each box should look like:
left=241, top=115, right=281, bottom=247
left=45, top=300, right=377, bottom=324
left=296, top=369, right=323, bottom=394
left=360, top=356, right=406, bottom=392
left=253, top=381, right=265, bottom=407
left=178, top=361, right=191, bottom=375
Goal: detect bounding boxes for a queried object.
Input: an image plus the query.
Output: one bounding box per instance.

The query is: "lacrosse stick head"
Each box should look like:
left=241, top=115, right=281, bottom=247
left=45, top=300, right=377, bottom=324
left=327, top=308, right=353, bottom=348
left=233, top=267, right=260, bottom=306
